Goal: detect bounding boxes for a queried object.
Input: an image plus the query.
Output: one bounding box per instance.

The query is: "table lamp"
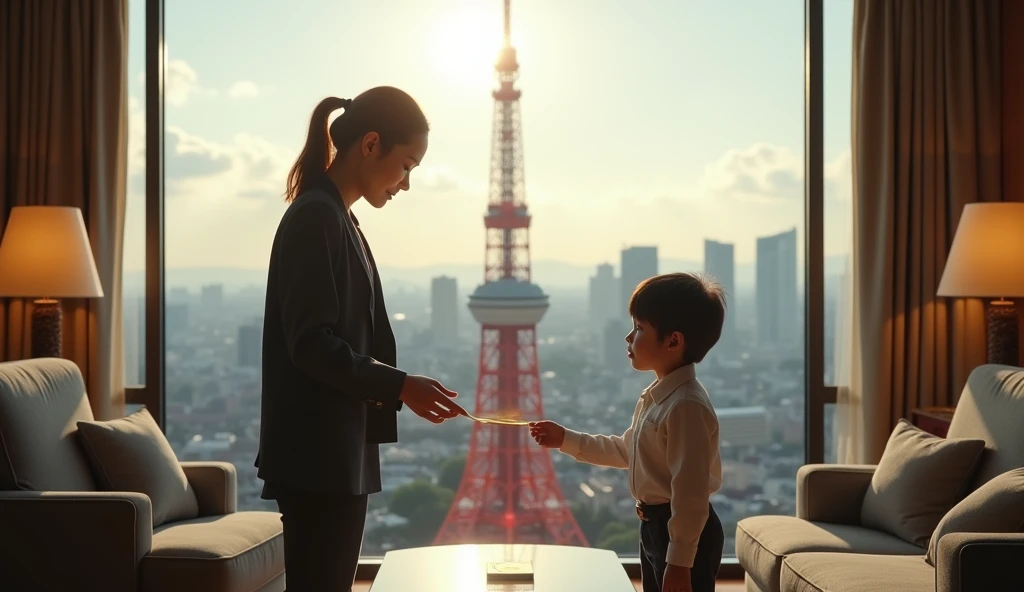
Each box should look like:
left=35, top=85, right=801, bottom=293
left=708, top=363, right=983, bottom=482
left=937, top=202, right=1024, bottom=366
left=0, top=206, right=104, bottom=358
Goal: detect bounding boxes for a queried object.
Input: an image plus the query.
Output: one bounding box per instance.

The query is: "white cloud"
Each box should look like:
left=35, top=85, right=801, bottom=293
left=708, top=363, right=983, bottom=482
left=228, top=81, right=260, bottom=100
left=137, top=59, right=220, bottom=107
left=127, top=96, right=146, bottom=179
left=414, top=164, right=483, bottom=195
left=703, top=142, right=804, bottom=203
left=166, top=59, right=202, bottom=107
left=702, top=142, right=852, bottom=204
left=824, top=149, right=852, bottom=202
left=160, top=128, right=293, bottom=206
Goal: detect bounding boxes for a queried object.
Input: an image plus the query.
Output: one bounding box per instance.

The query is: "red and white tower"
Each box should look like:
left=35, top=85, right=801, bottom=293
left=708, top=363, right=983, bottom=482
left=433, top=0, right=588, bottom=547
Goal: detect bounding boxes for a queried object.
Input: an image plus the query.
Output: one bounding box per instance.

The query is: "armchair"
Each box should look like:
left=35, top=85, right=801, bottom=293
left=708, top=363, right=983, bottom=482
left=737, top=364, right=1024, bottom=592
left=0, top=358, right=285, bottom=592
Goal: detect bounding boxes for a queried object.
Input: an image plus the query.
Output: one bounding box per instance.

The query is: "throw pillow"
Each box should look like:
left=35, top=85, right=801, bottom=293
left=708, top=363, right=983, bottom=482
left=860, top=419, right=985, bottom=547
left=926, top=467, right=1024, bottom=565
left=77, top=407, right=199, bottom=527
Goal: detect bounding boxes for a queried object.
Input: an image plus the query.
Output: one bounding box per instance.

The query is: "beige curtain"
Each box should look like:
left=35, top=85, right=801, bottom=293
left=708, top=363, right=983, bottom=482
left=0, top=0, right=128, bottom=420
left=838, top=0, right=1004, bottom=464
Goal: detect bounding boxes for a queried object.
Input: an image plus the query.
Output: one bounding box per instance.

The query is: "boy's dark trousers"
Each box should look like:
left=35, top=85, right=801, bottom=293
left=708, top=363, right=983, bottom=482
left=638, top=502, right=724, bottom=592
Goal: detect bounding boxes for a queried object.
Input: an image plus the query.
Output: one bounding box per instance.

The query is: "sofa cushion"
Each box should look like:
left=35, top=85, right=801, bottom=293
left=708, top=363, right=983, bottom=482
left=735, top=515, right=923, bottom=592
left=781, top=552, right=932, bottom=592
left=141, top=511, right=285, bottom=592
left=76, top=407, right=198, bottom=526
left=926, top=467, right=1024, bottom=565
left=946, top=364, right=1024, bottom=490
left=860, top=419, right=985, bottom=546
left=0, top=358, right=98, bottom=492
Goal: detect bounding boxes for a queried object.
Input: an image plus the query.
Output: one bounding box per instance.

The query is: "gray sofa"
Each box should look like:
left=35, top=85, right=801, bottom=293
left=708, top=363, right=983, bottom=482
left=736, top=363, right=1024, bottom=592
left=0, top=358, right=285, bottom=592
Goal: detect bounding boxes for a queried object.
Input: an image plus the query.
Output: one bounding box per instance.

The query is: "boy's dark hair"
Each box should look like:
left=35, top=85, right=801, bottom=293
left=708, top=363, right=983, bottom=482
left=628, top=272, right=727, bottom=364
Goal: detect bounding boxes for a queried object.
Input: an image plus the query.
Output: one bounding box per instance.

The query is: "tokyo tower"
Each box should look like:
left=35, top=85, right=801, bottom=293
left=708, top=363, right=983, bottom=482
left=433, top=0, right=588, bottom=546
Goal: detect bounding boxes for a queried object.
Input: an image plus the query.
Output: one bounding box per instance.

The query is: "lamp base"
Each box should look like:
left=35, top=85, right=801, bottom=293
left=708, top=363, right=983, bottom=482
left=986, top=300, right=1019, bottom=366
left=31, top=299, right=63, bottom=359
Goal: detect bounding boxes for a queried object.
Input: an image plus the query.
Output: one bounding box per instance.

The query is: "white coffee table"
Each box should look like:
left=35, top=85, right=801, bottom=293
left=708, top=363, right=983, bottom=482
left=369, top=544, right=634, bottom=592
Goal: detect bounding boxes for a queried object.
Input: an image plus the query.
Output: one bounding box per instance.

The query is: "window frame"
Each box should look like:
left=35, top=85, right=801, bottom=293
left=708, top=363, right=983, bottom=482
left=131, top=0, right=827, bottom=579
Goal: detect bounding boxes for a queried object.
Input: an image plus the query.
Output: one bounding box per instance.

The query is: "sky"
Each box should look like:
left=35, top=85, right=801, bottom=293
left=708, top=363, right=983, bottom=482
left=123, top=0, right=855, bottom=274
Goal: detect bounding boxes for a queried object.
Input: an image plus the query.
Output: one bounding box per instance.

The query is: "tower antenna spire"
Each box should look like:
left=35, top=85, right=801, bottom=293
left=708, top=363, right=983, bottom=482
left=433, top=0, right=587, bottom=547
left=503, top=0, right=511, bottom=47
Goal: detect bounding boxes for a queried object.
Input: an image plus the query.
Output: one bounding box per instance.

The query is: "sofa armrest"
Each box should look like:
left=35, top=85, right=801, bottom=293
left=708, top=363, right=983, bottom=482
left=181, top=461, right=237, bottom=516
left=936, top=532, right=1024, bottom=592
left=0, top=490, right=153, bottom=592
left=796, top=464, right=876, bottom=524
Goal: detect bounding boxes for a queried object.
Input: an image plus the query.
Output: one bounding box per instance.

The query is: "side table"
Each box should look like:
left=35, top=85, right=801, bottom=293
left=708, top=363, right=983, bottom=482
left=911, top=406, right=956, bottom=437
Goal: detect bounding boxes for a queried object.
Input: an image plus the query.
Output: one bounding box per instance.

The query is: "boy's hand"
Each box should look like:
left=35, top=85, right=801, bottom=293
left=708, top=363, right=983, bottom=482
left=662, top=564, right=692, bottom=592
left=528, top=421, right=565, bottom=448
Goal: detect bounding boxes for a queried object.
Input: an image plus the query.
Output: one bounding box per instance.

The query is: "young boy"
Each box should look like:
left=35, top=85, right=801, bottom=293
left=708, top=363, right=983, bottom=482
left=530, top=272, right=725, bottom=592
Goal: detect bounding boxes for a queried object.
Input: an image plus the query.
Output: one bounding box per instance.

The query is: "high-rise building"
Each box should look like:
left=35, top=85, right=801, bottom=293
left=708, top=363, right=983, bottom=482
left=166, top=303, right=189, bottom=339
left=588, top=263, right=619, bottom=329
left=620, top=246, right=658, bottom=318
left=430, top=276, right=458, bottom=343
left=123, top=295, right=143, bottom=386
left=756, top=228, right=799, bottom=345
left=237, top=321, right=263, bottom=369
left=704, top=239, right=737, bottom=361
left=200, top=284, right=223, bottom=311
left=603, top=317, right=631, bottom=371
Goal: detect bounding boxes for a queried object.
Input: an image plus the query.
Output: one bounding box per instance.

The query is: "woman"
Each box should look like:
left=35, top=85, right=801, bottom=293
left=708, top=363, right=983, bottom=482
left=256, top=87, right=465, bottom=591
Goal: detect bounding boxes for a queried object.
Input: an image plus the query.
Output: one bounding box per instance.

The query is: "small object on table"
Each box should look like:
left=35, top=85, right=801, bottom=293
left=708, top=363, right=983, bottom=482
left=487, top=561, right=534, bottom=582
left=911, top=406, right=956, bottom=438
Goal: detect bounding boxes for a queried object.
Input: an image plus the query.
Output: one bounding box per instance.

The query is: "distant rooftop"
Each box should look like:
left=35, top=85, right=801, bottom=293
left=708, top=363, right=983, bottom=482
left=717, top=405, right=768, bottom=418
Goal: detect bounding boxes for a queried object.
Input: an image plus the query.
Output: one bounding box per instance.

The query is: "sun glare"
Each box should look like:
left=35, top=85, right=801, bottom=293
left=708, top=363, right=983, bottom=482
left=428, top=7, right=503, bottom=88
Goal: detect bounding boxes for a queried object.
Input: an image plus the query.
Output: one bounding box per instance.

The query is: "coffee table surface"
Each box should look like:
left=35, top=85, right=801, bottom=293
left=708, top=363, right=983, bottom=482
left=369, top=544, right=634, bottom=592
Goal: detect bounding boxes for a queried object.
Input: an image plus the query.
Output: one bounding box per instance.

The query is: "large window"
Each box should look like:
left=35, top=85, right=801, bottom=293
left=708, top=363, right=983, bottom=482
left=134, top=0, right=837, bottom=562
left=123, top=0, right=146, bottom=388
left=823, top=0, right=855, bottom=464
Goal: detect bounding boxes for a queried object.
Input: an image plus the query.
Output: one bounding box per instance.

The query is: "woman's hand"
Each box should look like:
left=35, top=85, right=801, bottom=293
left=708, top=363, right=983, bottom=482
left=399, top=375, right=465, bottom=423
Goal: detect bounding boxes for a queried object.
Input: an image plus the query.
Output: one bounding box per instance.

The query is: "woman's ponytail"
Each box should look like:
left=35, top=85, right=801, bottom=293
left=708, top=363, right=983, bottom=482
left=284, top=88, right=428, bottom=202
left=284, top=97, right=348, bottom=203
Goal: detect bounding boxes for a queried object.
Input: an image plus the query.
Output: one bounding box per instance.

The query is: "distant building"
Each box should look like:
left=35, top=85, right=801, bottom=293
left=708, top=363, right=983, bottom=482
left=704, top=239, right=737, bottom=361
left=123, top=296, right=144, bottom=386
left=620, top=246, right=658, bottom=319
left=166, top=302, right=189, bottom=337
left=201, top=284, right=224, bottom=311
left=588, top=263, right=619, bottom=329
left=603, top=317, right=631, bottom=373
left=237, top=321, right=263, bottom=368
left=718, top=406, right=770, bottom=447
left=430, top=276, right=458, bottom=343
left=756, top=228, right=798, bottom=345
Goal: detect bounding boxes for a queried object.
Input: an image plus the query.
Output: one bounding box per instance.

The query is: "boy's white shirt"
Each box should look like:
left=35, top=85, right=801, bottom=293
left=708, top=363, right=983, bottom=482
left=559, top=363, right=722, bottom=568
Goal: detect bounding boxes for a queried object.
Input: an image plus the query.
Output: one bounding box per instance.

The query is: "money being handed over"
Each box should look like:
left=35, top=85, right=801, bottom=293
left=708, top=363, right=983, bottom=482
left=463, top=412, right=530, bottom=426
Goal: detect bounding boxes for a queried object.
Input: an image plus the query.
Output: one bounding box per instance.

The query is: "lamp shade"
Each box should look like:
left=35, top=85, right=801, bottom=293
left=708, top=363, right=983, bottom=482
left=0, top=206, right=104, bottom=298
left=937, top=202, right=1024, bottom=298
